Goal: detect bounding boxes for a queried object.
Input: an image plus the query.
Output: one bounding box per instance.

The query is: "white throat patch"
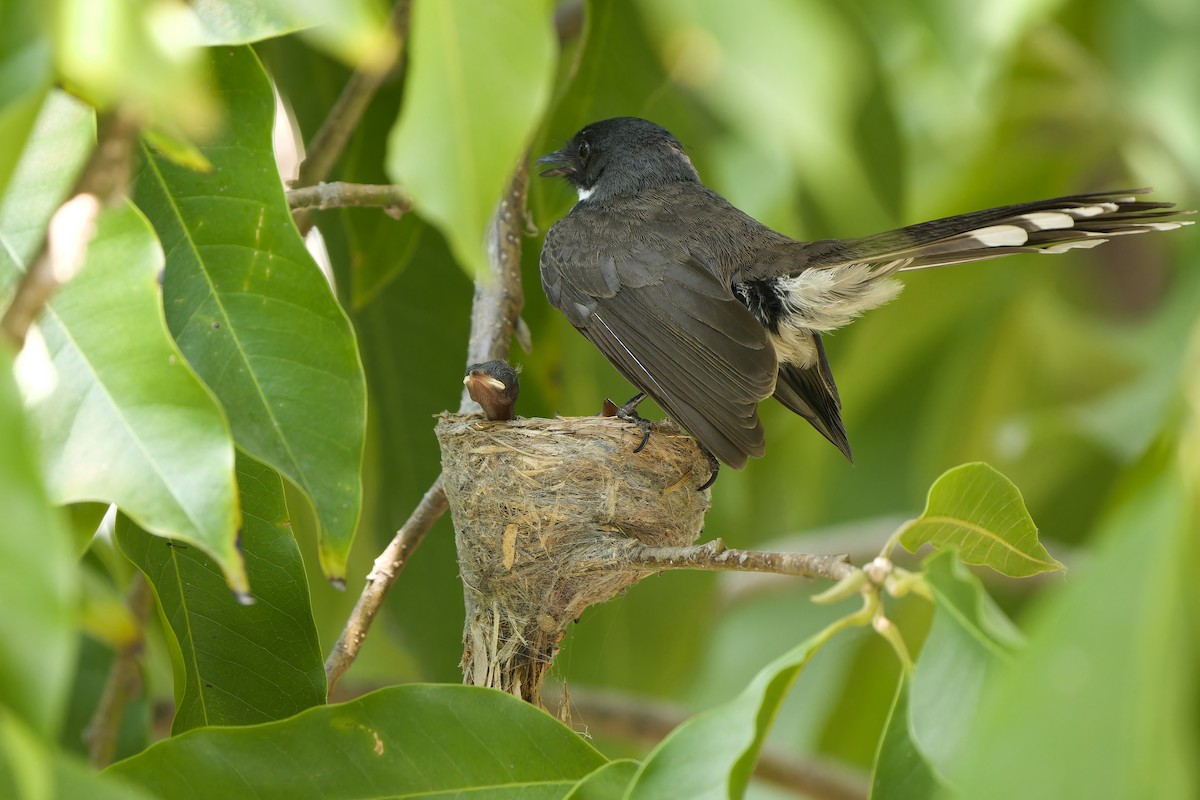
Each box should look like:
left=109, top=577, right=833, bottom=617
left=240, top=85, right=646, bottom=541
left=576, top=186, right=595, bottom=202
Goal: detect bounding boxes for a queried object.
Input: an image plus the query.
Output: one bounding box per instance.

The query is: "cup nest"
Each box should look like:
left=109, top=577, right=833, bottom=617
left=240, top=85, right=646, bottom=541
left=436, top=413, right=711, bottom=705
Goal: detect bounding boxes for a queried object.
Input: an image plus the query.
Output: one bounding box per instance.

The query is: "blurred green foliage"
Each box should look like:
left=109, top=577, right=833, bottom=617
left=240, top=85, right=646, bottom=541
left=1, top=0, right=1198, bottom=796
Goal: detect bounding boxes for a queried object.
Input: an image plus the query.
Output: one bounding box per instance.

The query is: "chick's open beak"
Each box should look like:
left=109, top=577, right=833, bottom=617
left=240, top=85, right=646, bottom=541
left=463, top=372, right=506, bottom=391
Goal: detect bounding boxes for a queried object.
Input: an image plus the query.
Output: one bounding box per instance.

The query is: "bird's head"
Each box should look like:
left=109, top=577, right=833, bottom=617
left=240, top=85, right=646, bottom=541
left=536, top=117, right=699, bottom=204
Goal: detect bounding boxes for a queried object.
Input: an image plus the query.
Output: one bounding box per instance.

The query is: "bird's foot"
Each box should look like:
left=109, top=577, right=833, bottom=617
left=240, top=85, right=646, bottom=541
left=615, top=392, right=651, bottom=452
left=697, top=446, right=719, bottom=491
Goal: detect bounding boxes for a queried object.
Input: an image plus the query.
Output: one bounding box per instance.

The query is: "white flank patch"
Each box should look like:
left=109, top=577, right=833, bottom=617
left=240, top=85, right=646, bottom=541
left=778, top=264, right=904, bottom=333
left=970, top=225, right=1028, bottom=247
left=1017, top=211, right=1074, bottom=230
left=577, top=186, right=595, bottom=202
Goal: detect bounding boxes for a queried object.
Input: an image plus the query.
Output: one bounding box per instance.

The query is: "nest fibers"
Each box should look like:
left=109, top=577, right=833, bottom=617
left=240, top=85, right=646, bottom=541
left=436, top=413, right=711, bottom=705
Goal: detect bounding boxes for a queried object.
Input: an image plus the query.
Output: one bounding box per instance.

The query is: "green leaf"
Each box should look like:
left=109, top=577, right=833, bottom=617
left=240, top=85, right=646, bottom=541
left=387, top=0, right=556, bottom=276
left=0, top=92, right=93, bottom=271
left=564, top=760, right=638, bottom=799
left=898, top=462, right=1062, bottom=577
left=0, top=347, right=75, bottom=737
left=189, top=0, right=389, bottom=68
left=349, top=213, right=424, bottom=309
left=134, top=46, right=367, bottom=582
left=633, top=0, right=899, bottom=228
left=0, top=2, right=52, bottom=200
left=54, top=0, right=217, bottom=137
left=953, top=464, right=1200, bottom=800
left=3, top=199, right=246, bottom=591
left=627, top=616, right=849, bottom=799
left=116, top=453, right=326, bottom=733
left=871, top=676, right=941, bottom=800
left=909, top=551, right=1019, bottom=782
left=0, top=105, right=246, bottom=590
left=0, top=707, right=155, bottom=800
left=107, top=685, right=607, bottom=797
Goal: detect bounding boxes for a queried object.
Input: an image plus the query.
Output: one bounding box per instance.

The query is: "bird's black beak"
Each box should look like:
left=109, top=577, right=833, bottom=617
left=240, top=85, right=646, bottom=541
left=536, top=148, right=574, bottom=178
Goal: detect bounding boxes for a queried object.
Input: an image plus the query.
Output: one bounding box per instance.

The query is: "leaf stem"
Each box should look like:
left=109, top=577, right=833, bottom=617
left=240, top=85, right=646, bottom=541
left=293, top=0, right=413, bottom=235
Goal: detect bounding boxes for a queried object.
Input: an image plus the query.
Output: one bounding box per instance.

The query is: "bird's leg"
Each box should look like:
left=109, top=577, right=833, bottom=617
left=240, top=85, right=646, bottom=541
left=615, top=392, right=652, bottom=452
left=697, top=445, right=719, bottom=491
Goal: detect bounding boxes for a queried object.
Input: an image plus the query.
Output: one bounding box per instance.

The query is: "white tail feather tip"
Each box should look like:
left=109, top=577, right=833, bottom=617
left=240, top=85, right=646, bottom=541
left=971, top=225, right=1029, bottom=247
left=1017, top=212, right=1075, bottom=230
left=1042, top=239, right=1108, bottom=253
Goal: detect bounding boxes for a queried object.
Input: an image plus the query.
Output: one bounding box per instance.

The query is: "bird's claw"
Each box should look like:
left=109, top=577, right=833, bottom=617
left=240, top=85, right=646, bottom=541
left=615, top=392, right=651, bottom=452
left=697, top=446, right=719, bottom=491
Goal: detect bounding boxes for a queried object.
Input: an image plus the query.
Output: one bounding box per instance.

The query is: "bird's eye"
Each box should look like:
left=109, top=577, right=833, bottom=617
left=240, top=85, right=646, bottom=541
left=577, top=140, right=590, bottom=161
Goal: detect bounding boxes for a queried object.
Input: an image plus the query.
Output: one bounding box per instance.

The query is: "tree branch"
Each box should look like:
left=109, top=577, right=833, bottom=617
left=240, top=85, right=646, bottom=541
left=1, top=112, right=138, bottom=350
left=294, top=0, right=413, bottom=235
left=287, top=182, right=411, bottom=214
left=625, top=538, right=856, bottom=582
left=83, top=572, right=154, bottom=768
left=324, top=477, right=447, bottom=686
left=325, top=161, right=530, bottom=692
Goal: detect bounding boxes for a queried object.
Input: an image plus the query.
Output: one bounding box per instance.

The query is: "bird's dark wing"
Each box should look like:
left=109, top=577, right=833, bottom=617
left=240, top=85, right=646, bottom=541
left=772, top=333, right=851, bottom=460
left=541, top=225, right=777, bottom=468
left=794, top=190, right=1193, bottom=273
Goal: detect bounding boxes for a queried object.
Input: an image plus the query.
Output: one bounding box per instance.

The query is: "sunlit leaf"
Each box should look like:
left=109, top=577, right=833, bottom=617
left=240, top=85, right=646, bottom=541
left=898, top=462, right=1062, bottom=577
left=0, top=92, right=92, bottom=271
left=107, top=685, right=607, bottom=798
left=55, top=0, right=217, bottom=137
left=2, top=173, right=245, bottom=592
left=117, top=454, right=325, bottom=734
left=189, top=0, right=390, bottom=68
left=388, top=0, right=556, bottom=276
left=0, top=348, right=75, bottom=738
left=0, top=97, right=246, bottom=592
left=134, top=46, right=367, bottom=582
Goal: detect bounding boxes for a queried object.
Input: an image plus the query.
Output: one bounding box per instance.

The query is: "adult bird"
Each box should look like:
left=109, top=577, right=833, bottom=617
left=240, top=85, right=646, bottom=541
left=537, top=117, right=1192, bottom=478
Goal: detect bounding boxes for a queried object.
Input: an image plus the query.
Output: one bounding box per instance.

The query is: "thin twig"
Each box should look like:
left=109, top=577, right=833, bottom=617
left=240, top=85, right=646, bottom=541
left=287, top=182, right=412, bottom=214
left=324, top=478, right=448, bottom=686
left=84, top=573, right=154, bottom=768
left=294, top=0, right=413, bottom=235
left=324, top=162, right=530, bottom=691
left=551, top=686, right=869, bottom=800
left=625, top=538, right=856, bottom=583
left=1, top=113, right=138, bottom=349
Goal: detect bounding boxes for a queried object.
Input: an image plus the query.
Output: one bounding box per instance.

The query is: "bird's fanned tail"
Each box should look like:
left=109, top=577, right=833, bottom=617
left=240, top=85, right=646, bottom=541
left=823, top=189, right=1194, bottom=275
left=766, top=189, right=1194, bottom=464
